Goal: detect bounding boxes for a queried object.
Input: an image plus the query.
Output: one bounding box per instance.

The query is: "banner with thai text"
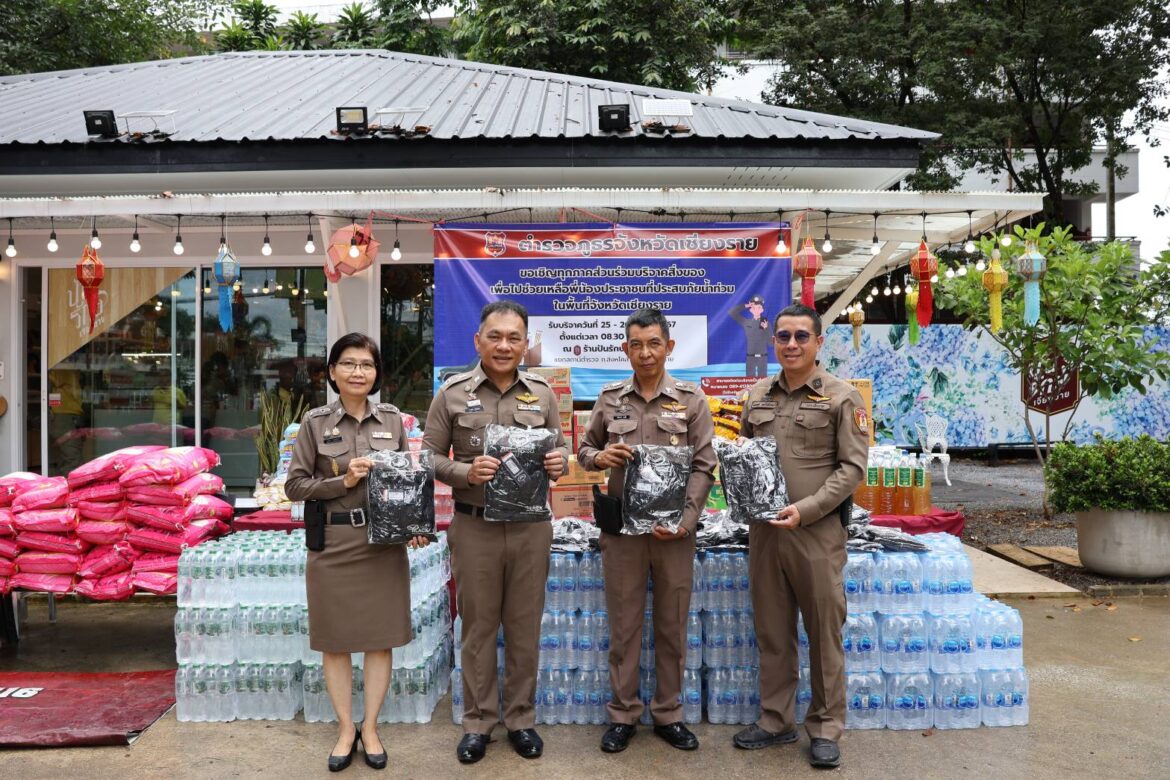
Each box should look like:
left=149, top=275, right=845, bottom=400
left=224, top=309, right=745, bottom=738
left=433, top=222, right=792, bottom=399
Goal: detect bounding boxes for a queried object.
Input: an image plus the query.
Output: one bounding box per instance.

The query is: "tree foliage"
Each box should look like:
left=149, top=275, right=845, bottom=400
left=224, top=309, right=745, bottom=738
left=937, top=225, right=1170, bottom=464
left=333, top=2, right=380, bottom=47
left=377, top=1, right=451, bottom=57
left=735, top=0, right=1170, bottom=226
left=452, top=0, right=738, bottom=91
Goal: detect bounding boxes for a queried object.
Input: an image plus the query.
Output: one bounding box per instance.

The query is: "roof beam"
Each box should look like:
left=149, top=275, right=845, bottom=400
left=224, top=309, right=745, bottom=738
left=822, top=241, right=904, bottom=320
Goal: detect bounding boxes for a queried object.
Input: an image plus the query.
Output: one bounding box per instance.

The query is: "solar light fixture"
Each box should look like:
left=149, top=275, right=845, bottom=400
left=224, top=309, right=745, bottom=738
left=336, top=107, right=368, bottom=135
left=598, top=104, right=631, bottom=132
left=83, top=110, right=118, bottom=138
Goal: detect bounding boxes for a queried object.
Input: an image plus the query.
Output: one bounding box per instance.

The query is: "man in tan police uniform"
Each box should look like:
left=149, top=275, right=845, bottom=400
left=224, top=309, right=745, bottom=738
left=732, top=303, right=867, bottom=769
left=578, top=308, right=715, bottom=754
left=423, top=301, right=569, bottom=765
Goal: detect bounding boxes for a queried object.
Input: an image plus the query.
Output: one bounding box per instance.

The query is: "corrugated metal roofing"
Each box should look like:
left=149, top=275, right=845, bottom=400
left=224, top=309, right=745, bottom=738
left=0, top=50, right=939, bottom=145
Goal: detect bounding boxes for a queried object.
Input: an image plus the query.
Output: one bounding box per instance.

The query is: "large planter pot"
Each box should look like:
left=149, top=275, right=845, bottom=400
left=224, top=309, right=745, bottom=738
left=1075, top=509, right=1170, bottom=578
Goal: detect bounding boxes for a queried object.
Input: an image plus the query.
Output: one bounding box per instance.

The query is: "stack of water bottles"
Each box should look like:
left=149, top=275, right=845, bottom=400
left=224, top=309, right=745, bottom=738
left=174, top=530, right=453, bottom=724
left=841, top=532, right=1028, bottom=731
left=696, top=550, right=761, bottom=726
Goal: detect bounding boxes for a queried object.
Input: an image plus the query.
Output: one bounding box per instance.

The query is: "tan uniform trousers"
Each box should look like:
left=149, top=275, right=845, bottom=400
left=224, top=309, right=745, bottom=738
left=448, top=509, right=552, bottom=735
left=599, top=531, right=696, bottom=726
left=749, top=518, right=847, bottom=741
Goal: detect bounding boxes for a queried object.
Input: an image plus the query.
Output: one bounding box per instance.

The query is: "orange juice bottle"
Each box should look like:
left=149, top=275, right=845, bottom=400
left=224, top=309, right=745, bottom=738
left=912, top=456, right=932, bottom=515
left=862, top=455, right=880, bottom=510
left=896, top=456, right=914, bottom=514
left=878, top=456, right=897, bottom=515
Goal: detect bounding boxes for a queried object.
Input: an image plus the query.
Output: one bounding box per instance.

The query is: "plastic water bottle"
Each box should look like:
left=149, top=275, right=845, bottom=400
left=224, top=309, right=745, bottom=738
left=886, top=671, right=933, bottom=730
left=552, top=669, right=572, bottom=724
left=578, top=553, right=596, bottom=611
left=685, top=611, right=703, bottom=670
left=880, top=613, right=928, bottom=673
left=683, top=668, right=702, bottom=724
left=843, top=612, right=881, bottom=672
left=718, top=553, right=735, bottom=611
left=175, top=666, right=193, bottom=721
left=843, top=552, right=875, bottom=613
left=571, top=670, right=588, bottom=724
left=703, top=552, right=720, bottom=612
left=978, top=606, right=1024, bottom=670
left=558, top=611, right=574, bottom=670
left=539, top=611, right=558, bottom=670
left=929, top=613, right=977, bottom=673
left=595, top=610, right=611, bottom=671
left=577, top=611, right=596, bottom=671
left=933, top=671, right=981, bottom=729
left=742, top=610, right=759, bottom=667
left=708, top=667, right=728, bottom=724
left=845, top=671, right=886, bottom=729
left=547, top=554, right=563, bottom=612
left=727, top=610, right=745, bottom=666
left=980, top=668, right=1028, bottom=726
left=561, top=554, right=578, bottom=612
left=875, top=552, right=924, bottom=613
left=797, top=612, right=810, bottom=668
left=796, top=666, right=812, bottom=724
left=708, top=611, right=728, bottom=669
left=691, top=555, right=703, bottom=610
left=588, top=670, right=606, bottom=725
left=732, top=553, right=750, bottom=610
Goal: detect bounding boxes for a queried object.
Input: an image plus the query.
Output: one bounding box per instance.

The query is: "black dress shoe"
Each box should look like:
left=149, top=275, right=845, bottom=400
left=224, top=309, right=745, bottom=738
left=653, top=721, right=699, bottom=751
left=733, top=724, right=799, bottom=750
left=328, top=727, right=359, bottom=772
left=507, top=728, right=544, bottom=759
left=809, top=737, right=841, bottom=768
left=457, top=733, right=489, bottom=764
left=357, top=727, right=388, bottom=770
left=600, top=723, right=636, bottom=753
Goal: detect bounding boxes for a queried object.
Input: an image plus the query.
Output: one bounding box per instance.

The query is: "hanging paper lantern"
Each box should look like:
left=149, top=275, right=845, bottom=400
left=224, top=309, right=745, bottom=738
left=213, top=244, right=240, bottom=333
left=982, top=247, right=1009, bottom=334
left=326, top=221, right=380, bottom=282
left=75, top=245, right=105, bottom=333
left=793, top=237, right=823, bottom=307
left=1018, top=239, right=1047, bottom=327
left=848, top=306, right=865, bottom=353
left=905, top=286, right=920, bottom=345
left=909, top=240, right=938, bottom=327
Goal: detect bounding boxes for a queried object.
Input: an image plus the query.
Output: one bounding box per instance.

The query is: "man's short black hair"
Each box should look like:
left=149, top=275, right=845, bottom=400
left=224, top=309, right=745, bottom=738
left=327, top=332, right=383, bottom=394
left=774, top=303, right=823, bottom=336
left=480, top=300, right=529, bottom=329
left=625, top=308, right=671, bottom=340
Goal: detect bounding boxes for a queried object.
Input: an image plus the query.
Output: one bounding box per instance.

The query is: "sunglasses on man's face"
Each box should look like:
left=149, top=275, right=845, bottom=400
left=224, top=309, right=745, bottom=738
left=774, top=330, right=813, bottom=345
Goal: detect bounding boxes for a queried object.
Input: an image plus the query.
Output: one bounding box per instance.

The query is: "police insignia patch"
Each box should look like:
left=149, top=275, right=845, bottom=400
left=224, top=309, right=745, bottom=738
left=854, top=408, right=869, bottom=435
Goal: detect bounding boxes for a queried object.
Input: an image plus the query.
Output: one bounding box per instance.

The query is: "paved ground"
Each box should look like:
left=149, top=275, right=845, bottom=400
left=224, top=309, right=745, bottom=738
left=3, top=596, right=1168, bottom=779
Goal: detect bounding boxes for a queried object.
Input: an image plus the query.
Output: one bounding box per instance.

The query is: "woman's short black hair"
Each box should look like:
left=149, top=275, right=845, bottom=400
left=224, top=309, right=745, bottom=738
left=326, top=332, right=383, bottom=395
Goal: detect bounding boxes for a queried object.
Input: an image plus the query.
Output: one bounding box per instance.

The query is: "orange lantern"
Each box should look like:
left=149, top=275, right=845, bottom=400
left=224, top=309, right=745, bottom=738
left=909, top=240, right=938, bottom=327
left=75, top=245, right=105, bottom=333
left=793, top=237, right=823, bottom=307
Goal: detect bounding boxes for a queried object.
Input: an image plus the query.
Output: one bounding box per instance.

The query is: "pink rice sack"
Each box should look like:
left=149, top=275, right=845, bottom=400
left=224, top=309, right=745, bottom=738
left=66, top=445, right=166, bottom=489
left=68, top=481, right=125, bottom=506
left=13, top=507, right=79, bottom=534
left=0, top=558, right=14, bottom=577
left=132, top=552, right=180, bottom=574
left=125, top=527, right=185, bottom=554
left=77, top=520, right=132, bottom=546
left=1, top=472, right=54, bottom=506
left=0, top=508, right=14, bottom=537
left=133, top=570, right=177, bottom=595
left=126, top=472, right=224, bottom=506
left=76, top=500, right=128, bottom=523
left=0, top=537, right=19, bottom=558
left=75, top=571, right=135, bottom=601
left=0, top=576, right=9, bottom=594
left=127, top=495, right=232, bottom=530
left=79, top=543, right=138, bottom=578
left=15, top=551, right=82, bottom=575
left=11, top=572, right=75, bottom=593
left=11, top=477, right=70, bottom=512
left=118, top=447, right=221, bottom=487
left=15, top=531, right=88, bottom=554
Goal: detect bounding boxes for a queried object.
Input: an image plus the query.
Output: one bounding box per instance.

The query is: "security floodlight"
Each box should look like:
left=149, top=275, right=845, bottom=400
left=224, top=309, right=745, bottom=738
left=335, top=107, right=368, bottom=135
left=598, top=104, right=631, bottom=132
left=84, top=110, right=118, bottom=138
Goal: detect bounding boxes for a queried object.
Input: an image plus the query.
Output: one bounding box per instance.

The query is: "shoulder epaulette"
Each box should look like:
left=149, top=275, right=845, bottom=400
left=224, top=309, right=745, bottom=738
left=523, top=372, right=550, bottom=385
left=601, top=380, right=625, bottom=391
left=440, top=370, right=475, bottom=391
left=307, top=406, right=332, bottom=418
left=674, top=380, right=697, bottom=392
left=376, top=402, right=399, bottom=413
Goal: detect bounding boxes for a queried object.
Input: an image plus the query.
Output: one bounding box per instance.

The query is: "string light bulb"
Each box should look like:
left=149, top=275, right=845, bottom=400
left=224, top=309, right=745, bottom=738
left=391, top=219, right=402, bottom=261
left=47, top=217, right=58, bottom=253
left=775, top=211, right=788, bottom=255
left=173, top=215, right=184, bottom=255
left=304, top=214, right=315, bottom=254
left=89, top=217, right=102, bottom=249
left=821, top=209, right=832, bottom=253
left=976, top=256, right=986, bottom=272
left=870, top=212, right=880, bottom=255
left=958, top=263, right=969, bottom=277
left=262, top=279, right=271, bottom=294
left=945, top=265, right=956, bottom=279
left=130, top=215, right=141, bottom=253
left=963, top=210, right=976, bottom=253
left=261, top=214, right=272, bottom=256
left=1000, top=232, right=1012, bottom=247
left=4, top=218, right=15, bottom=257
left=348, top=232, right=360, bottom=258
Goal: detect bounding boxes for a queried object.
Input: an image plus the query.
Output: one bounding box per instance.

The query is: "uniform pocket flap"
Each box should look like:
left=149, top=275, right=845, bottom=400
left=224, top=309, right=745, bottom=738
left=795, top=414, right=831, bottom=430
left=655, top=416, right=687, bottom=434
left=318, top=441, right=349, bottom=458
left=606, top=419, right=638, bottom=435
left=512, top=411, right=546, bottom=429
left=747, top=408, right=777, bottom=426
left=455, top=413, right=494, bottom=429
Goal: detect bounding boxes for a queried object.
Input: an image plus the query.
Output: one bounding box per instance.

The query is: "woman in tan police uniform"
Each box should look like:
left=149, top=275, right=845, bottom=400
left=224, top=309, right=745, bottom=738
left=286, top=332, right=430, bottom=773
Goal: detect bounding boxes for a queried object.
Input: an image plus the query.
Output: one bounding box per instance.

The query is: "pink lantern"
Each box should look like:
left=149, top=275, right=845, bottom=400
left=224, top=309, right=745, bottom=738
left=325, top=219, right=380, bottom=282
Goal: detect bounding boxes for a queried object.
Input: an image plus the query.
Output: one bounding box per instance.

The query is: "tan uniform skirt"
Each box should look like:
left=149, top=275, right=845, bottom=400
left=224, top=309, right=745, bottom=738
left=306, top=523, right=413, bottom=653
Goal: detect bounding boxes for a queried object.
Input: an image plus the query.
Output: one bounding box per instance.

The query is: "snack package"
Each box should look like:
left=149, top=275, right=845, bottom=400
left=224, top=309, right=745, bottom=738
left=621, top=444, right=692, bottom=535
left=126, top=473, right=224, bottom=506
left=483, top=424, right=555, bottom=523
left=12, top=477, right=70, bottom=513
left=68, top=481, right=126, bottom=506
left=713, top=436, right=790, bottom=524
left=366, top=449, right=436, bottom=544
left=66, top=445, right=166, bottom=489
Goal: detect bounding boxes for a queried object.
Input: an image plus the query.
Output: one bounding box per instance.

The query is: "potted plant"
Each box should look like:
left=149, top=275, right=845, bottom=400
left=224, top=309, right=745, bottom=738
left=1046, top=435, right=1170, bottom=577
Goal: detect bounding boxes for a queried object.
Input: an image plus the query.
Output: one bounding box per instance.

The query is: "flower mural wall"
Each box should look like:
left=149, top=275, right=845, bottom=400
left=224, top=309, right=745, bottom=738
left=822, top=324, right=1170, bottom=447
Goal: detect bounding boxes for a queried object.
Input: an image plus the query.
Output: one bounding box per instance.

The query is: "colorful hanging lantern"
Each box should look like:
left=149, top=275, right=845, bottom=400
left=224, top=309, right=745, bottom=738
left=326, top=219, right=380, bottom=283
left=1018, top=239, right=1047, bottom=327
left=75, top=245, right=105, bottom=333
left=909, top=240, right=938, bottom=327
left=793, top=236, right=823, bottom=307
left=905, top=286, right=920, bottom=345
left=212, top=243, right=240, bottom=332
left=848, top=305, right=865, bottom=353
left=982, top=247, right=1009, bottom=333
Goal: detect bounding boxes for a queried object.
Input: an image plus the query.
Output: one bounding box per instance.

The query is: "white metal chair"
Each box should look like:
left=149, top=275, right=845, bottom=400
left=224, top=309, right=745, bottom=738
left=915, top=414, right=952, bottom=486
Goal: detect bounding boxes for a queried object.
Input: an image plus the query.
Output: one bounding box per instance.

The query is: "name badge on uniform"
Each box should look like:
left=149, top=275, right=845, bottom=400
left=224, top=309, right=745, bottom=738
left=465, top=399, right=483, bottom=413
left=799, top=402, right=831, bottom=411
left=613, top=413, right=631, bottom=421
left=751, top=400, right=776, bottom=409
left=661, top=411, right=686, bottom=419
left=517, top=403, right=542, bottom=412
left=323, top=427, right=342, bottom=444
left=371, top=431, right=393, bottom=440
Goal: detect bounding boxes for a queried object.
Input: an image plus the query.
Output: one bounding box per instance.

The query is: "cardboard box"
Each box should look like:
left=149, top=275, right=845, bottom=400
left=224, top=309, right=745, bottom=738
left=572, top=410, right=592, bottom=451
left=529, top=366, right=571, bottom=388
left=550, top=485, right=594, bottom=518
left=556, top=456, right=606, bottom=486
left=560, top=411, right=574, bottom=436
left=552, top=386, right=573, bottom=413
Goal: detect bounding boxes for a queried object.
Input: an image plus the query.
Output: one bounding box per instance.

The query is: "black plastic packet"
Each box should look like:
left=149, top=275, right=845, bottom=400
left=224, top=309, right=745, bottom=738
left=622, top=444, right=692, bottom=535
left=366, top=449, right=436, bottom=544
left=551, top=517, right=602, bottom=553
left=694, top=509, right=750, bottom=549
left=713, top=436, right=789, bottom=524
left=484, top=424, right=555, bottom=522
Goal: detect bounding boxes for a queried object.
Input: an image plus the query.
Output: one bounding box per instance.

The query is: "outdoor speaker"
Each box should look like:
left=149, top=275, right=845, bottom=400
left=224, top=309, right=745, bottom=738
left=598, top=104, right=631, bottom=132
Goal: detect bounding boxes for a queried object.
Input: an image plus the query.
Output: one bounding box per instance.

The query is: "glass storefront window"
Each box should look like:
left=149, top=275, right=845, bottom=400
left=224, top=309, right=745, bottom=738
left=200, top=266, right=328, bottom=491
left=379, top=265, right=434, bottom=421
left=44, top=268, right=196, bottom=476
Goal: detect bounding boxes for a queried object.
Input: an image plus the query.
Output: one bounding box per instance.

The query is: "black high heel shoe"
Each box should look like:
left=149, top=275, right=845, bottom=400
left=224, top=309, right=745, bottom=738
left=328, top=727, right=359, bottom=772
left=358, top=725, right=388, bottom=770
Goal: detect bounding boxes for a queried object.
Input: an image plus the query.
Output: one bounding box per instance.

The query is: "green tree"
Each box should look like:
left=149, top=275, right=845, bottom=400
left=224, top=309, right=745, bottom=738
left=284, top=10, right=327, bottom=50
left=453, top=0, right=738, bottom=92
left=937, top=225, right=1170, bottom=472
left=334, top=2, right=379, bottom=47
left=376, top=0, right=450, bottom=56
left=232, top=0, right=278, bottom=40
left=215, top=19, right=256, bottom=51
left=735, top=1, right=1170, bottom=227
left=0, top=0, right=225, bottom=75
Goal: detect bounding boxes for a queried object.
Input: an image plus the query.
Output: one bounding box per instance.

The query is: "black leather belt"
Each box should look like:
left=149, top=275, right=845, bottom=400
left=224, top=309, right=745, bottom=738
left=328, top=508, right=368, bottom=526
left=453, top=501, right=486, bottom=518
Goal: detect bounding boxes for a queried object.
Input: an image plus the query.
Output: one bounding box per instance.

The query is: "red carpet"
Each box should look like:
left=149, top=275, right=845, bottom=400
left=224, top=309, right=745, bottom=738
left=0, top=670, right=175, bottom=747
left=869, top=507, right=965, bottom=537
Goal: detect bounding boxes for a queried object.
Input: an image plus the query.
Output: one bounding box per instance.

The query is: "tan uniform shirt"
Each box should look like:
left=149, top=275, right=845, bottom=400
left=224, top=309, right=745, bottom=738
left=422, top=362, right=569, bottom=506
left=739, top=365, right=868, bottom=524
left=285, top=399, right=407, bottom=511
left=578, top=373, right=716, bottom=534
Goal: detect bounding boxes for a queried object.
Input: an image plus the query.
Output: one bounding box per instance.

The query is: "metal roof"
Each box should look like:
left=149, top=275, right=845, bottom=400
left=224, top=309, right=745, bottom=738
left=0, top=50, right=939, bottom=146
